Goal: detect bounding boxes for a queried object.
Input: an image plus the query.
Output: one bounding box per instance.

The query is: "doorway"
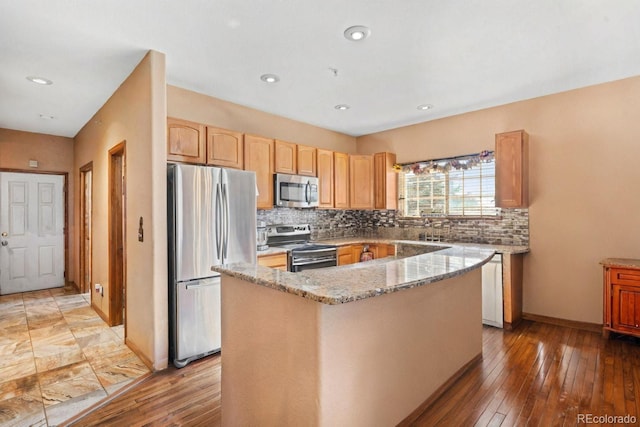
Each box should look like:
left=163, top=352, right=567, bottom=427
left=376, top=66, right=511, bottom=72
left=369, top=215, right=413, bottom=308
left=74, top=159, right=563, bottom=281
left=109, top=142, right=126, bottom=328
left=0, top=171, right=65, bottom=294
left=79, top=163, right=93, bottom=295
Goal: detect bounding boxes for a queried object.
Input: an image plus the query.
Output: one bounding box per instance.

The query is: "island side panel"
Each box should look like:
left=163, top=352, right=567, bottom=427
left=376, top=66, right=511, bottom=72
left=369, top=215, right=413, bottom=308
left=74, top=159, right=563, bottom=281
left=318, top=269, right=482, bottom=427
left=220, top=275, right=322, bottom=427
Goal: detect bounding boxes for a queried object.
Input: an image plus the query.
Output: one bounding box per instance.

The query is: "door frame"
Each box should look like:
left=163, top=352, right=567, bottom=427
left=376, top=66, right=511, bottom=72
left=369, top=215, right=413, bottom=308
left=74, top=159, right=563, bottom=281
left=79, top=162, right=93, bottom=295
left=108, top=142, right=126, bottom=328
left=0, top=168, right=69, bottom=290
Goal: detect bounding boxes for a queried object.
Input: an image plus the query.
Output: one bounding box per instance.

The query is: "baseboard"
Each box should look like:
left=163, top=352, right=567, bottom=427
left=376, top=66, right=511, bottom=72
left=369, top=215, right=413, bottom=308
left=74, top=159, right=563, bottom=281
left=126, top=337, right=154, bottom=371
left=59, top=370, right=153, bottom=426
left=91, top=302, right=109, bottom=324
left=398, top=352, right=482, bottom=426
left=522, top=312, right=602, bottom=334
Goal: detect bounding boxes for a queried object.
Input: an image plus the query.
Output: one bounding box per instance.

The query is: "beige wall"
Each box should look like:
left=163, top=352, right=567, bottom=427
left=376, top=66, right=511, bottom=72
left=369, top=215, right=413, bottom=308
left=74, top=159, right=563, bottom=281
left=357, top=75, right=640, bottom=324
left=221, top=270, right=481, bottom=426
left=167, top=85, right=357, bottom=152
left=0, top=128, right=75, bottom=283
left=74, top=50, right=168, bottom=370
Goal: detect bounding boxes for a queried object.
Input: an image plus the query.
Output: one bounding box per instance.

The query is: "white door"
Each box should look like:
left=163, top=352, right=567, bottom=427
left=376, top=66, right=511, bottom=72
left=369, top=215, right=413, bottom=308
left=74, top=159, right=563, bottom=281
left=0, top=172, right=65, bottom=295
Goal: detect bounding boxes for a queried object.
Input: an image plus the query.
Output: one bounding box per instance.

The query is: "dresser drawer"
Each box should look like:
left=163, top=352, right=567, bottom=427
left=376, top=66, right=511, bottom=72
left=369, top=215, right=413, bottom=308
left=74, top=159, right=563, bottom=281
left=610, top=268, right=640, bottom=286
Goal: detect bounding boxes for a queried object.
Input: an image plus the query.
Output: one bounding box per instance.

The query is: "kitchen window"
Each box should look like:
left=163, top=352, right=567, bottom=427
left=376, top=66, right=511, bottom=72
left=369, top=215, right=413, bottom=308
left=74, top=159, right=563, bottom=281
left=398, top=151, right=497, bottom=217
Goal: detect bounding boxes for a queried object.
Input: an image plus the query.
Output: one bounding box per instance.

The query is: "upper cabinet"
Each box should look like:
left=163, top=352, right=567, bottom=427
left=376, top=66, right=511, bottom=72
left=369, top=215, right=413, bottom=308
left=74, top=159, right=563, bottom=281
left=334, top=152, right=350, bottom=209
left=274, top=140, right=297, bottom=174
left=206, top=127, right=244, bottom=169
left=167, top=118, right=206, bottom=164
left=245, top=134, right=274, bottom=210
left=317, top=149, right=334, bottom=208
left=495, top=130, right=529, bottom=208
left=297, top=145, right=317, bottom=177
left=374, top=152, right=397, bottom=210
left=349, top=155, right=374, bottom=209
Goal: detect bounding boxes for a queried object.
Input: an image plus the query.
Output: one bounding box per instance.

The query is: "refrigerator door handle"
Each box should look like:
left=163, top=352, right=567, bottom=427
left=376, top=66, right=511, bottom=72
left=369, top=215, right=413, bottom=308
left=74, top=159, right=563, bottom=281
left=222, top=174, right=230, bottom=261
left=215, top=181, right=222, bottom=259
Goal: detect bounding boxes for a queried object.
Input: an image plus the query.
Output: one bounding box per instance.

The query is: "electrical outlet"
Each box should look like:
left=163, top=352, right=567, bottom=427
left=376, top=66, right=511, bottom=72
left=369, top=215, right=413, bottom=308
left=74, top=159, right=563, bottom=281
left=95, top=283, right=103, bottom=296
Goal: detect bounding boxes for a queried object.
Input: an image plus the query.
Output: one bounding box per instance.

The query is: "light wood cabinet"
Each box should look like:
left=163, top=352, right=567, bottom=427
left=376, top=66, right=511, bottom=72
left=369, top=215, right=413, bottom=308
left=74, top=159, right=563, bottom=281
left=206, top=126, right=244, bottom=169
left=495, top=130, right=529, bottom=208
left=374, top=152, right=397, bottom=210
left=258, top=253, right=288, bottom=271
left=337, top=246, right=355, bottom=266
left=317, top=149, right=334, bottom=208
left=351, top=244, right=365, bottom=262
left=245, top=134, right=274, bottom=210
left=603, top=260, right=640, bottom=339
left=349, top=155, right=374, bottom=209
left=274, top=140, right=297, bottom=174
left=334, top=152, right=350, bottom=209
left=502, top=253, right=524, bottom=330
left=369, top=243, right=396, bottom=259
left=297, top=145, right=317, bottom=176
left=167, top=118, right=206, bottom=164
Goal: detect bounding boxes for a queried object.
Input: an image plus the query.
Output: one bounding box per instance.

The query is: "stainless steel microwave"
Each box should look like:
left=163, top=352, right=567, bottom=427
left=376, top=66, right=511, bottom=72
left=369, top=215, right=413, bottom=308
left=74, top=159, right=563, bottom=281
left=274, top=173, right=319, bottom=208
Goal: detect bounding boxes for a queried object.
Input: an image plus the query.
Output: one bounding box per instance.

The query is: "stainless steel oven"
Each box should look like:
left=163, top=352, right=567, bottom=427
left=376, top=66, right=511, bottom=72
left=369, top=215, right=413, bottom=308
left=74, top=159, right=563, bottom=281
left=266, top=224, right=337, bottom=272
left=274, top=173, right=319, bottom=208
left=289, top=244, right=337, bottom=272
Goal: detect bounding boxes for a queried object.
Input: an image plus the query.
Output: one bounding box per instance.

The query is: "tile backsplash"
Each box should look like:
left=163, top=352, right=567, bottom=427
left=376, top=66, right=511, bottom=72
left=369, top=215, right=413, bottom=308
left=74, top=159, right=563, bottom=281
left=257, top=208, right=529, bottom=246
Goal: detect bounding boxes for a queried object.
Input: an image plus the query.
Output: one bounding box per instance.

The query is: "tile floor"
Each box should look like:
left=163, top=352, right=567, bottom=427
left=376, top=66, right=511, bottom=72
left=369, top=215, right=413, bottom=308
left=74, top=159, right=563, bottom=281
left=0, top=285, right=150, bottom=426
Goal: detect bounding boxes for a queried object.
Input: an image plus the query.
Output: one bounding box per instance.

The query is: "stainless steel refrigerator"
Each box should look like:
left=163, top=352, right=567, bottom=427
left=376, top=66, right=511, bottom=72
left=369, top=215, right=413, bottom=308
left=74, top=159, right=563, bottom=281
left=167, top=163, right=256, bottom=368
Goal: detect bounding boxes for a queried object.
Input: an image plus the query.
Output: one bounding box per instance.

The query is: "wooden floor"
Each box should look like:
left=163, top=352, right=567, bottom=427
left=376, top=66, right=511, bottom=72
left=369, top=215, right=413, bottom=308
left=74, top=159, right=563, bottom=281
left=68, top=321, right=640, bottom=426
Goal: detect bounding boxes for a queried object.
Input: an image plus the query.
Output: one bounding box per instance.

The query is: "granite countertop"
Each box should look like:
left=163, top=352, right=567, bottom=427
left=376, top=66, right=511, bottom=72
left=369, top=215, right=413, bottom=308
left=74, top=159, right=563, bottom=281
left=600, top=258, right=640, bottom=269
left=214, top=242, right=496, bottom=305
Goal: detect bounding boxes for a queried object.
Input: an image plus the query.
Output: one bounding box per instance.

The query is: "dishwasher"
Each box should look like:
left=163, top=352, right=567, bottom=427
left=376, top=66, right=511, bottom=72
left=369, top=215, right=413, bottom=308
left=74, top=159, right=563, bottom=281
left=482, top=254, right=503, bottom=328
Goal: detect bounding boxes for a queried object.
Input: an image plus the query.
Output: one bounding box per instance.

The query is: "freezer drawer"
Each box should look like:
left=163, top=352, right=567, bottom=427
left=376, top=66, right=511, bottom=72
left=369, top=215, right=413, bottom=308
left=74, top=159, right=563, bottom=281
left=174, top=277, right=221, bottom=367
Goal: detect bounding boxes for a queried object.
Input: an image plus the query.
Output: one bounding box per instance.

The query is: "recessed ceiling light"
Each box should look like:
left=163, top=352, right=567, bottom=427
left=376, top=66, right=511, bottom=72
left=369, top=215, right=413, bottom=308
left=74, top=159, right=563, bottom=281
left=417, top=104, right=434, bottom=111
left=39, top=113, right=55, bottom=120
left=260, top=74, right=280, bottom=83
left=344, top=25, right=371, bottom=41
left=27, top=76, right=53, bottom=85
left=335, top=104, right=350, bottom=111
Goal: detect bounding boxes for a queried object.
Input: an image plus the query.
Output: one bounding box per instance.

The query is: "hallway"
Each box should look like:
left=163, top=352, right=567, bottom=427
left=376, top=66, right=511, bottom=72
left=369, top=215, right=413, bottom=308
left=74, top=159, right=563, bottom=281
left=0, top=285, right=150, bottom=426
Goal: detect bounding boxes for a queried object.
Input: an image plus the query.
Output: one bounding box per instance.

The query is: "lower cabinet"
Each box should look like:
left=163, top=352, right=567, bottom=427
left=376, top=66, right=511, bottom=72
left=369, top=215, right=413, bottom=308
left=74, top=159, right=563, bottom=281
left=337, top=243, right=396, bottom=266
left=257, top=253, right=287, bottom=271
left=481, top=253, right=523, bottom=330
left=602, top=260, right=640, bottom=338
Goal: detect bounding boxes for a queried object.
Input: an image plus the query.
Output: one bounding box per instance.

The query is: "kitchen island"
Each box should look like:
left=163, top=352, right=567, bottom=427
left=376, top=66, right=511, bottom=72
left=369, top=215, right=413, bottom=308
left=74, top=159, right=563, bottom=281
left=213, top=244, right=495, bottom=426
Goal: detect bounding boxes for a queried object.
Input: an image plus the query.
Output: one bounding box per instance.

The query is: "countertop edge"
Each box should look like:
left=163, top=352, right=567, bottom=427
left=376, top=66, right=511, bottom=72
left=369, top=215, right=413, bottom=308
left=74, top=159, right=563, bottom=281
left=215, top=245, right=497, bottom=305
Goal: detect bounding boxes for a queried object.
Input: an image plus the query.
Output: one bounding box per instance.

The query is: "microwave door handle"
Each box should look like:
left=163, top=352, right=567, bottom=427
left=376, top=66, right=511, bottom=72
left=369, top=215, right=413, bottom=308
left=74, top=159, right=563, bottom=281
left=305, top=181, right=310, bottom=204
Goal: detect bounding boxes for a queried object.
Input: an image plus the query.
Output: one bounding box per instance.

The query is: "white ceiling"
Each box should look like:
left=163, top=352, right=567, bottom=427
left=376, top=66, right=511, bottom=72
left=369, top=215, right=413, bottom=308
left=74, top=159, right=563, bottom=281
left=1, top=0, right=640, bottom=138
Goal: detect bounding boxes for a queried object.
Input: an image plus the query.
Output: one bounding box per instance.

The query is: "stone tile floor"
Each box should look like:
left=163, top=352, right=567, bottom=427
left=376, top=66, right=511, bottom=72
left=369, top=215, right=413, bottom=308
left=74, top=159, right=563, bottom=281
left=0, top=285, right=150, bottom=426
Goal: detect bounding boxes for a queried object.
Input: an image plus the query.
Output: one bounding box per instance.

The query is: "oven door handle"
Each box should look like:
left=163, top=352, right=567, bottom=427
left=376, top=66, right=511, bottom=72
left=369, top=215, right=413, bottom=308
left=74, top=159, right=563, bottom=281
left=292, top=257, right=337, bottom=266
left=292, top=248, right=336, bottom=254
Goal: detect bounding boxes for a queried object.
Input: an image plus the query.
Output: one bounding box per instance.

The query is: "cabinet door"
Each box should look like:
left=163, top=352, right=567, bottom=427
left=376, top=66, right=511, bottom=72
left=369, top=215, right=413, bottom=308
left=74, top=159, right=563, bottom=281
left=258, top=253, right=287, bottom=271
left=612, top=284, right=640, bottom=333
left=206, top=127, right=244, bottom=169
left=274, top=140, right=297, bottom=174
left=334, top=152, right=350, bottom=209
left=349, top=155, right=374, bottom=209
left=337, top=246, right=354, bottom=266
left=167, top=118, right=205, bottom=164
left=496, top=130, right=529, bottom=208
left=374, top=152, right=397, bottom=210
left=245, top=134, right=274, bottom=210
left=297, top=145, right=317, bottom=176
left=351, top=245, right=364, bottom=262
left=317, top=149, right=334, bottom=208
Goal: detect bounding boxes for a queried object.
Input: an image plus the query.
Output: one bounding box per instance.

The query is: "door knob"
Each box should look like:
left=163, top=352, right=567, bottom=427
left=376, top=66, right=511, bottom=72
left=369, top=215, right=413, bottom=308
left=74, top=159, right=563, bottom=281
left=1, top=232, right=7, bottom=237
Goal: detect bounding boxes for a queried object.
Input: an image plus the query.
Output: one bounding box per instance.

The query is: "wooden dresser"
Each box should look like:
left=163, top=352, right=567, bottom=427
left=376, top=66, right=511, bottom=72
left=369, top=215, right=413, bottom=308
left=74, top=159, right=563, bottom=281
left=602, top=258, right=640, bottom=339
